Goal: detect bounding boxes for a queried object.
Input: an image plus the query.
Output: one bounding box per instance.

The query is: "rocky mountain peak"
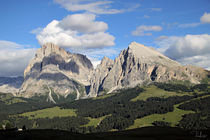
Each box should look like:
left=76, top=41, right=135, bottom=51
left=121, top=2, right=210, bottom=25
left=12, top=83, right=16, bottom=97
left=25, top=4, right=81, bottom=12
left=100, top=57, right=114, bottom=67
left=128, top=42, right=162, bottom=58
left=20, top=43, right=93, bottom=99
left=36, top=43, right=70, bottom=60
left=126, top=42, right=180, bottom=67
left=87, top=41, right=207, bottom=97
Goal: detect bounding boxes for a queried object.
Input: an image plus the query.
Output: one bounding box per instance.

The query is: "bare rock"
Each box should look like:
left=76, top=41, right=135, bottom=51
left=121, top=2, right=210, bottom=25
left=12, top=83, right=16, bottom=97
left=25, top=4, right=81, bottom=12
left=19, top=43, right=93, bottom=99
left=88, top=42, right=208, bottom=96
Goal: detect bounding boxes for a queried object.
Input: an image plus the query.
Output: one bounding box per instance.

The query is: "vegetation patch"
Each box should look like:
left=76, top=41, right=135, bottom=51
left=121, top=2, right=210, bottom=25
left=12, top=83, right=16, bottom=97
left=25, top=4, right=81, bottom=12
left=20, top=106, right=76, bottom=119
left=0, top=94, right=27, bottom=105
left=94, top=93, right=116, bottom=100
left=128, top=104, right=194, bottom=129
left=169, top=79, right=192, bottom=86
left=82, top=115, right=111, bottom=127
left=129, top=94, right=210, bottom=129
left=131, top=85, right=188, bottom=102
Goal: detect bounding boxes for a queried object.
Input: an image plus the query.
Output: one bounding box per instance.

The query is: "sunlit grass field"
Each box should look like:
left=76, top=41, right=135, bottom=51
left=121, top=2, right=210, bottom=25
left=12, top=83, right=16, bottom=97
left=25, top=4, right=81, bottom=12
left=20, top=106, right=76, bottom=119
left=131, top=85, right=190, bottom=102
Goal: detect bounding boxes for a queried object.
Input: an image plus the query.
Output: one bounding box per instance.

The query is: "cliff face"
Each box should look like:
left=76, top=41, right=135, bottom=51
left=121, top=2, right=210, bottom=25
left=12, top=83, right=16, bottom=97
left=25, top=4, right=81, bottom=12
left=19, top=43, right=93, bottom=99
left=88, top=42, right=207, bottom=97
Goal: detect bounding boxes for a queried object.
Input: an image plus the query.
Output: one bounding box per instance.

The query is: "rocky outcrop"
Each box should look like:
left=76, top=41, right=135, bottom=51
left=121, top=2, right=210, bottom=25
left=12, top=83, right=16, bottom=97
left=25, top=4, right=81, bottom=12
left=88, top=57, right=114, bottom=97
left=19, top=43, right=93, bottom=98
left=88, top=42, right=208, bottom=97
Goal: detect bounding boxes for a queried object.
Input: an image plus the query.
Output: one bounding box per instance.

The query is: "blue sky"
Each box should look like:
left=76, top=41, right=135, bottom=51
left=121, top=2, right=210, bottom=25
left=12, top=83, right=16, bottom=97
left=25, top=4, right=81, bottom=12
left=0, top=0, right=210, bottom=76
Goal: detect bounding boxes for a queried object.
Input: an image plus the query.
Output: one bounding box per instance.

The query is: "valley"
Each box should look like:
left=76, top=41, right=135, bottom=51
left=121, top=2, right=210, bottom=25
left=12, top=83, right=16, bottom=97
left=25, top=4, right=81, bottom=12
left=1, top=83, right=210, bottom=134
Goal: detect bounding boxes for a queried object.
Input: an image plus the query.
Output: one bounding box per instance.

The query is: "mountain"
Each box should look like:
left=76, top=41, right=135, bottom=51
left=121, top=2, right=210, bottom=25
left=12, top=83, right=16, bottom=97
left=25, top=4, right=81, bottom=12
left=88, top=42, right=208, bottom=97
left=3, top=41, right=207, bottom=100
left=0, top=76, right=24, bottom=95
left=18, top=43, right=93, bottom=100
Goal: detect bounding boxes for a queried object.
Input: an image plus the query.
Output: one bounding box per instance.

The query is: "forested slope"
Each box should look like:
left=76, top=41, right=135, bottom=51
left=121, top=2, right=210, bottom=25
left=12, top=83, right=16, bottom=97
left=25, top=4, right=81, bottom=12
left=0, top=83, right=210, bottom=133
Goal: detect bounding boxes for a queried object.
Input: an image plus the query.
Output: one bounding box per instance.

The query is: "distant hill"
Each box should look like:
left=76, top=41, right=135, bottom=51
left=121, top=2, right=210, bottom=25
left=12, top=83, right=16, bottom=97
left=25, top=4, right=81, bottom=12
left=0, top=76, right=23, bottom=94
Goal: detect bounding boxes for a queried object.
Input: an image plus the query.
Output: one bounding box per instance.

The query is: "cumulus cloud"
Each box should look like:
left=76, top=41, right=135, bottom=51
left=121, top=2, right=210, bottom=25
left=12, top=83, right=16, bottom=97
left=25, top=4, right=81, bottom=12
left=54, top=0, right=140, bottom=14
left=34, top=13, right=115, bottom=49
left=132, top=25, right=162, bottom=36
left=58, top=14, right=108, bottom=33
left=0, top=40, right=36, bottom=77
left=200, top=12, right=210, bottom=23
left=156, top=34, right=210, bottom=70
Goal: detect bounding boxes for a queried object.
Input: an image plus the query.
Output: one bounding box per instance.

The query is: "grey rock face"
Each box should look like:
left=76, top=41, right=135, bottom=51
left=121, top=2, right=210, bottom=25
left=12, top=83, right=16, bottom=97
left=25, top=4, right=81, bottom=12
left=88, top=57, right=114, bottom=97
left=19, top=43, right=93, bottom=99
left=88, top=42, right=207, bottom=97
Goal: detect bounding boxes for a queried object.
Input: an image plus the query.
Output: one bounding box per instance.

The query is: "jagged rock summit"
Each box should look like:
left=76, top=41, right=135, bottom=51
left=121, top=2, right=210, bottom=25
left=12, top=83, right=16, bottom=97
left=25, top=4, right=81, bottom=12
left=19, top=43, right=93, bottom=100
left=88, top=42, right=208, bottom=97
left=128, top=42, right=180, bottom=66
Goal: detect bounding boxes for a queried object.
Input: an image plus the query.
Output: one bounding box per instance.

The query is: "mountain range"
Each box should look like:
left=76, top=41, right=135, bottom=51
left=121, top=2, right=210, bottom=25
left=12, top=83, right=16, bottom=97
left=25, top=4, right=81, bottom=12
left=0, top=42, right=209, bottom=103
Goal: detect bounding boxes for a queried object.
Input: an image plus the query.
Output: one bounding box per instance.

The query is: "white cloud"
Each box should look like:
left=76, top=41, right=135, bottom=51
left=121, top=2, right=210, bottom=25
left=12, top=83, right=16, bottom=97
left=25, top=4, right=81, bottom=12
left=177, top=12, right=210, bottom=28
left=150, top=8, right=162, bottom=12
left=35, top=13, right=115, bottom=49
left=0, top=41, right=36, bottom=77
left=54, top=0, right=140, bottom=14
left=132, top=25, right=162, bottom=36
left=178, top=23, right=201, bottom=28
left=200, top=12, right=210, bottom=23
left=156, top=34, right=210, bottom=70
left=58, top=14, right=108, bottom=33
left=30, top=27, right=43, bottom=34
left=176, top=54, right=210, bottom=70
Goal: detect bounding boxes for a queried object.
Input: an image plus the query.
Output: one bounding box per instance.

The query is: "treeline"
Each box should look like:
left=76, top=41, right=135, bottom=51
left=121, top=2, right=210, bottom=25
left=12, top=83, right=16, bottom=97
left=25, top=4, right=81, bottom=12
left=154, top=83, right=210, bottom=93
left=178, top=96, right=210, bottom=130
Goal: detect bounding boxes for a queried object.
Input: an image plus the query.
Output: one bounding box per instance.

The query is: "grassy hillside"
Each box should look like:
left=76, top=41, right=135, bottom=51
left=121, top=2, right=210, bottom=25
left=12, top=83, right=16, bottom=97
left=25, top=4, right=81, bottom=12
left=19, top=106, right=76, bottom=119
left=131, top=85, right=190, bottom=102
left=0, top=93, right=27, bottom=105
left=128, top=104, right=194, bottom=129
left=82, top=115, right=111, bottom=127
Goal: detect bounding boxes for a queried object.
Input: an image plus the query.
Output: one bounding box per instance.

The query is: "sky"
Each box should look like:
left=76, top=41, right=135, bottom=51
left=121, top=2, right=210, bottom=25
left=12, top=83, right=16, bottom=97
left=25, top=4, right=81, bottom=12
left=0, top=0, right=210, bottom=76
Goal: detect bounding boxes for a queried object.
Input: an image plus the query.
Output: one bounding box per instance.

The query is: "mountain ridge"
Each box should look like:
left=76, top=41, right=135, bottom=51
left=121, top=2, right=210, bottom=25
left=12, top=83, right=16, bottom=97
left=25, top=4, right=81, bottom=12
left=88, top=42, right=208, bottom=96
left=0, top=42, right=209, bottom=101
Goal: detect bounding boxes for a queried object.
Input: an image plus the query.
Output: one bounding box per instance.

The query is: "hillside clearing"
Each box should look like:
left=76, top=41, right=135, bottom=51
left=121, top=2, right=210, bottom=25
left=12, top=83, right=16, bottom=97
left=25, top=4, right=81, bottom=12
left=0, top=93, right=27, bottom=105
left=82, top=115, right=111, bottom=127
left=20, top=106, right=76, bottom=119
left=128, top=104, right=194, bottom=129
left=128, top=94, right=210, bottom=129
left=131, top=85, right=189, bottom=102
